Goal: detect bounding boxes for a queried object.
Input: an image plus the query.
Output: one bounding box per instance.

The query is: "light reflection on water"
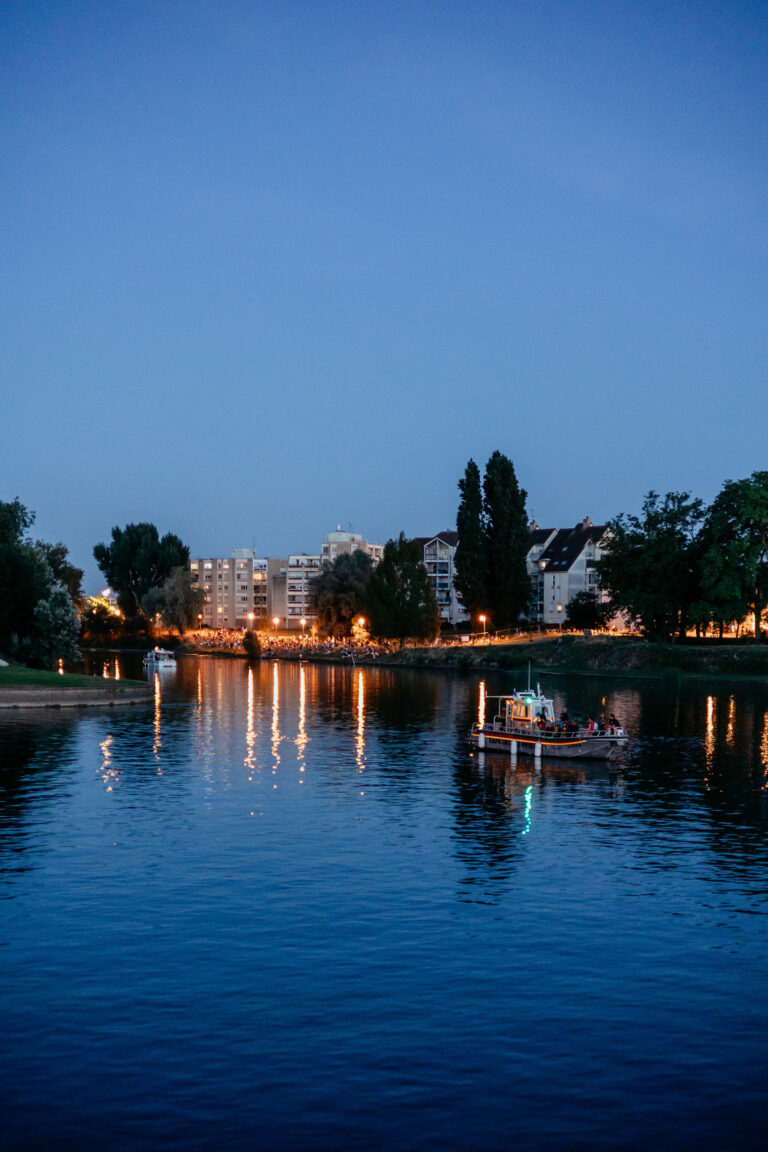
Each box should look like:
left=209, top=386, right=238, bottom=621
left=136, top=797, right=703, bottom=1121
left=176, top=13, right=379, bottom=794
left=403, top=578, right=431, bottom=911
left=2, top=657, right=768, bottom=1150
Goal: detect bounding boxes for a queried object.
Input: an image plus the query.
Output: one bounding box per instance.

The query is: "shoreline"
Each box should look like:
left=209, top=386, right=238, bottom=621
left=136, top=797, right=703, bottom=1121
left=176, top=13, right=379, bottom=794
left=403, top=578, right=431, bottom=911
left=78, top=635, right=768, bottom=683
left=0, top=680, right=152, bottom=710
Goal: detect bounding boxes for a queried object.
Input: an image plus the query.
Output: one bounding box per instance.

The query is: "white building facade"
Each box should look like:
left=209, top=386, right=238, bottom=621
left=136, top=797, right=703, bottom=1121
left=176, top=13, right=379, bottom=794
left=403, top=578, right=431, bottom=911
left=413, top=532, right=466, bottom=626
left=532, top=518, right=609, bottom=626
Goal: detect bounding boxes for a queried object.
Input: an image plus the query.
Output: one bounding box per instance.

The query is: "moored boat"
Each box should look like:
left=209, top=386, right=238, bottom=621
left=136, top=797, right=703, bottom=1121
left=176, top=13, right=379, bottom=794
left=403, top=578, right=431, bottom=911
left=142, top=646, right=177, bottom=670
left=469, top=684, right=628, bottom=760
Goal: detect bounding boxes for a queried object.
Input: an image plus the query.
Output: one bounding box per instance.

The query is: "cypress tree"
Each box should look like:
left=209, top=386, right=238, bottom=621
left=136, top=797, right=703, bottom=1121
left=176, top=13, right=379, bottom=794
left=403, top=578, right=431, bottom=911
left=454, top=459, right=488, bottom=621
left=482, top=451, right=529, bottom=630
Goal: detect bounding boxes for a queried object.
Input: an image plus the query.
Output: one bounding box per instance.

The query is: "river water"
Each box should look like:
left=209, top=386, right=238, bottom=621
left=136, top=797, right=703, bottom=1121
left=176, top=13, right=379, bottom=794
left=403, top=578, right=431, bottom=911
left=1, top=656, right=767, bottom=1150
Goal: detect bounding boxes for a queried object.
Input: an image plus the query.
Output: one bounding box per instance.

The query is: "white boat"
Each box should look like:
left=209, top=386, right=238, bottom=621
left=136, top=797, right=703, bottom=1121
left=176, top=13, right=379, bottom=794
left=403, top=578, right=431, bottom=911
left=469, top=684, right=628, bottom=761
left=142, top=647, right=177, bottom=670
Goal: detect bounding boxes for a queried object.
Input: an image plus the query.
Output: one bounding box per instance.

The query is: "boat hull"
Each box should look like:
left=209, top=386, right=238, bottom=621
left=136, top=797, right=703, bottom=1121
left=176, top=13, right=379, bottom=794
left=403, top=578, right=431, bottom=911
left=469, top=727, right=627, bottom=761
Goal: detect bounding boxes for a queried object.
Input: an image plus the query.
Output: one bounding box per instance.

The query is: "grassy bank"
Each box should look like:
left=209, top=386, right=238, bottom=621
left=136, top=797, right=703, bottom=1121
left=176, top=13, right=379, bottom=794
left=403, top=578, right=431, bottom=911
left=384, top=635, right=768, bottom=680
left=0, top=666, right=146, bottom=689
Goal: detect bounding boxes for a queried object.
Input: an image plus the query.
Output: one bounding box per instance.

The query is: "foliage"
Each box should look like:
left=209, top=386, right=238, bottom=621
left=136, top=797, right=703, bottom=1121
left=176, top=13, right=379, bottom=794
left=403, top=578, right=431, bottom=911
left=80, top=597, right=124, bottom=644
left=454, top=453, right=529, bottom=629
left=699, top=472, right=768, bottom=638
left=309, top=550, right=373, bottom=636
left=454, top=458, right=488, bottom=620
left=142, top=566, right=205, bottom=635
left=242, top=629, right=262, bottom=660
left=564, top=590, right=611, bottom=631
left=93, top=523, right=190, bottom=625
left=366, top=533, right=440, bottom=646
left=0, top=498, right=58, bottom=655
left=35, top=541, right=84, bottom=607
left=483, top=451, right=530, bottom=629
left=598, top=491, right=705, bottom=641
left=31, top=586, right=82, bottom=669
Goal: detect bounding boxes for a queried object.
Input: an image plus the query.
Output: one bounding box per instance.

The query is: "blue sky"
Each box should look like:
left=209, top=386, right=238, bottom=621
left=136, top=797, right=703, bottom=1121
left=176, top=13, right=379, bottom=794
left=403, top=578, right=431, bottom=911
left=2, top=0, right=766, bottom=591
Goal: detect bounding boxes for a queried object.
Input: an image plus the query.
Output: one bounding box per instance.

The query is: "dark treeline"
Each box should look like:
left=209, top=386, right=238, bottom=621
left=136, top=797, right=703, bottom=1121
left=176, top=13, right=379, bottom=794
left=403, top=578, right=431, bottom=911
left=310, top=533, right=440, bottom=647
left=450, top=456, right=768, bottom=643
left=599, top=473, right=768, bottom=641
left=0, top=498, right=83, bottom=668
left=4, top=463, right=766, bottom=667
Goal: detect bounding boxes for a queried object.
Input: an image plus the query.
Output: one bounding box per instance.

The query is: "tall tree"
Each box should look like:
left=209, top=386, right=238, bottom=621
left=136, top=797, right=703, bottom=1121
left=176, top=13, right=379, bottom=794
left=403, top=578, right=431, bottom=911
left=598, top=491, right=705, bottom=640
left=700, top=471, right=768, bottom=638
left=142, top=566, right=206, bottom=636
left=35, top=541, right=84, bottom=608
left=309, top=550, right=373, bottom=636
left=0, top=498, right=54, bottom=654
left=366, top=533, right=440, bottom=647
left=482, top=451, right=529, bottom=629
left=32, top=586, right=82, bottom=669
left=454, top=458, right=488, bottom=620
left=564, top=590, right=611, bottom=631
left=93, top=523, right=190, bottom=625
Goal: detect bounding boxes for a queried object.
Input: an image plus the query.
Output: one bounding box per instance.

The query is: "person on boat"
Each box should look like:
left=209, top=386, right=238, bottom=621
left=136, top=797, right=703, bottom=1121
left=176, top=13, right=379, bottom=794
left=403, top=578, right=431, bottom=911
left=559, top=710, right=568, bottom=732
left=587, top=717, right=597, bottom=733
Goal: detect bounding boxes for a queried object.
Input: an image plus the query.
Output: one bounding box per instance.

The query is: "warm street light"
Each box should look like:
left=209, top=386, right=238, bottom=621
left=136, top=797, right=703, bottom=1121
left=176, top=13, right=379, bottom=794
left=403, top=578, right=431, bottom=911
left=358, top=616, right=365, bottom=627
left=479, top=614, right=487, bottom=637
left=272, top=616, right=279, bottom=632
left=248, top=612, right=254, bottom=629
left=300, top=617, right=306, bottom=633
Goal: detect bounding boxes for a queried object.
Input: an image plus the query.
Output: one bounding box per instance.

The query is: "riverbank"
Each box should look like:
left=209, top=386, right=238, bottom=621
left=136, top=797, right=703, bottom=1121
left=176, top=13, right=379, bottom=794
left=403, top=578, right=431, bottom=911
left=381, top=634, right=768, bottom=679
left=82, top=634, right=768, bottom=681
left=0, top=667, right=152, bottom=709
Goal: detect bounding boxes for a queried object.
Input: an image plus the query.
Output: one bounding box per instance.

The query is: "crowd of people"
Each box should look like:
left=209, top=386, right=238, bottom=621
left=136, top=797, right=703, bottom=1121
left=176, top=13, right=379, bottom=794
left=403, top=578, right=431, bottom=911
left=184, top=628, right=400, bottom=660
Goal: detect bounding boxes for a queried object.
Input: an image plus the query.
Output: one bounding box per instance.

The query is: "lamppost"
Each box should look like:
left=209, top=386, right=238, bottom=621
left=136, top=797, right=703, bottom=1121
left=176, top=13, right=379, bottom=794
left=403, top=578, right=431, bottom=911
left=479, top=613, right=487, bottom=640
left=273, top=616, right=279, bottom=634
left=247, top=612, right=254, bottom=632
left=300, top=617, right=306, bottom=635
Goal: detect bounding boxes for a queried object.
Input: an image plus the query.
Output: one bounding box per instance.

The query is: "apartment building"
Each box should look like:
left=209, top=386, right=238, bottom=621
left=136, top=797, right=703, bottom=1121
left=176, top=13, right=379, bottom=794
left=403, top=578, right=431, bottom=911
left=190, top=528, right=384, bottom=631
left=285, top=554, right=321, bottom=629
left=190, top=549, right=268, bottom=629
left=321, top=527, right=384, bottom=564
left=533, top=518, right=608, bottom=626
left=413, top=531, right=465, bottom=626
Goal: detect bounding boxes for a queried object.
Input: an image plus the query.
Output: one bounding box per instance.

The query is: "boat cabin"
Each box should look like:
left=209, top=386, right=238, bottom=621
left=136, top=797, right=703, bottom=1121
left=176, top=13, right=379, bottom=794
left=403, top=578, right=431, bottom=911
left=490, top=692, right=555, bottom=731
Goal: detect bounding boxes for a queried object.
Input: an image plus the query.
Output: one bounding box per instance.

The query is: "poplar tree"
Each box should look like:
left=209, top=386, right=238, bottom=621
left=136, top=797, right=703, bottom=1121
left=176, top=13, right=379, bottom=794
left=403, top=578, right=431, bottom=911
left=454, top=459, right=488, bottom=620
left=482, top=451, right=529, bottom=629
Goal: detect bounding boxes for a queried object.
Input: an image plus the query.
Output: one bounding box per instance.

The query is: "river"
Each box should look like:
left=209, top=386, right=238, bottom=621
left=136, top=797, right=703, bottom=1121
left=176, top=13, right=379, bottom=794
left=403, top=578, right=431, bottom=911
left=1, top=656, right=767, bottom=1150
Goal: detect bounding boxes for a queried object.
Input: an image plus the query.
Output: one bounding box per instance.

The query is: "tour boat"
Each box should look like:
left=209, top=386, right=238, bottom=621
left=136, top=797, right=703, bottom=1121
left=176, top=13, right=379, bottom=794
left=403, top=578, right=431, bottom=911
left=469, top=684, right=628, bottom=761
left=142, top=647, right=177, bottom=670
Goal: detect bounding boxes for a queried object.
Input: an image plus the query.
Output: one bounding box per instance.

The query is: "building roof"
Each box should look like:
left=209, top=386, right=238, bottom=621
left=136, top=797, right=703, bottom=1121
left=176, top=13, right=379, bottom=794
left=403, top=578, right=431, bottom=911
left=538, top=519, right=606, bottom=573
left=412, top=531, right=459, bottom=549
left=528, top=527, right=555, bottom=548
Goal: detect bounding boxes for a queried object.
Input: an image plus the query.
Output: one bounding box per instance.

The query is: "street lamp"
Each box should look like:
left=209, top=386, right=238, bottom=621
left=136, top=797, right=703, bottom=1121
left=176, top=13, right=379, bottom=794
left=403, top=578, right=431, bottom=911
left=247, top=612, right=254, bottom=631
left=300, top=617, right=306, bottom=635
left=479, top=614, right=487, bottom=638
left=272, top=616, right=280, bottom=634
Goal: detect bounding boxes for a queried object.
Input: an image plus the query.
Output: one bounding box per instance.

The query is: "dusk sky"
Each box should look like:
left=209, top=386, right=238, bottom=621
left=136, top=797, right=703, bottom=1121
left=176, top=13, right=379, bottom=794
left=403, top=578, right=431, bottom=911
left=2, top=1, right=766, bottom=592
